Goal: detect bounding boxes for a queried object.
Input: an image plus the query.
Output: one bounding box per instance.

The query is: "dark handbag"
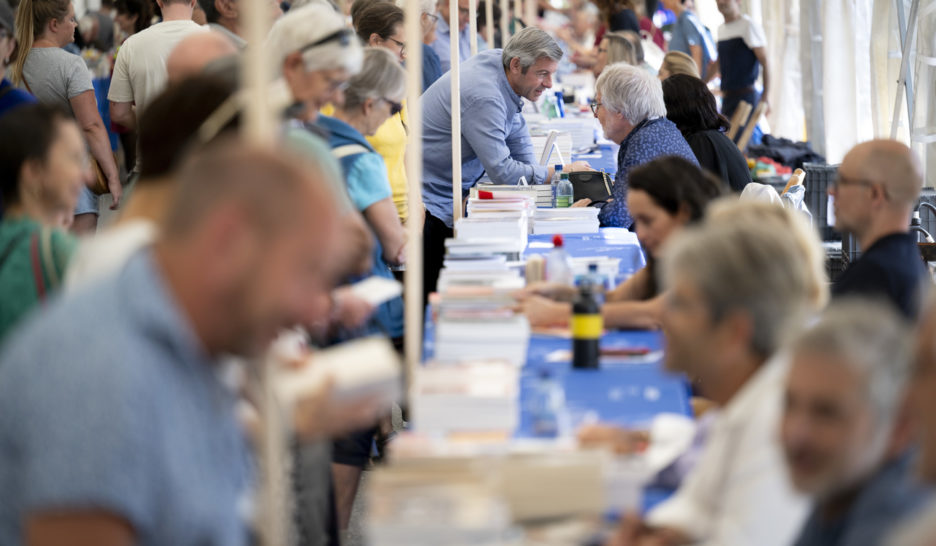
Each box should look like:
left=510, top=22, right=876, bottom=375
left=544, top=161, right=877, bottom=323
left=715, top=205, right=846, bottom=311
left=569, top=171, right=612, bottom=204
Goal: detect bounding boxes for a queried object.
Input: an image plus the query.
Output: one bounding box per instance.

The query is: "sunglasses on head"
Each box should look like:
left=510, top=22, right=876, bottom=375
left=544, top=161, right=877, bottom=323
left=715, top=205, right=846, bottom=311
left=299, top=27, right=354, bottom=54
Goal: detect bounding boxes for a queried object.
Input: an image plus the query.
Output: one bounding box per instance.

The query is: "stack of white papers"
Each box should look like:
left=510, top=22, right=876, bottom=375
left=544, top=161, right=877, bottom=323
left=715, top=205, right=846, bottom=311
left=455, top=216, right=528, bottom=250
left=435, top=314, right=531, bottom=366
left=532, top=207, right=600, bottom=234
left=411, top=360, right=520, bottom=436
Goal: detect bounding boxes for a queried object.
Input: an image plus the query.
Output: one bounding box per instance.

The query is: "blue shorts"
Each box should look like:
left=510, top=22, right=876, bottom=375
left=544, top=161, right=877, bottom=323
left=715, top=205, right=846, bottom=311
left=75, top=185, right=99, bottom=216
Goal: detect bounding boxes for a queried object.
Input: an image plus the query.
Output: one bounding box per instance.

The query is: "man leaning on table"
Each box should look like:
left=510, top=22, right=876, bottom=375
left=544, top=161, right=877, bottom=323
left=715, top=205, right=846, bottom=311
left=608, top=200, right=820, bottom=546
left=421, top=27, right=590, bottom=298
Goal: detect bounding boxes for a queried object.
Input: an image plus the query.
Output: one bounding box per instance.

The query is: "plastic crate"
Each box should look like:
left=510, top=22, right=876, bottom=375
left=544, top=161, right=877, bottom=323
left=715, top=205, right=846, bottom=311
left=803, top=162, right=840, bottom=241
left=916, top=188, right=936, bottom=239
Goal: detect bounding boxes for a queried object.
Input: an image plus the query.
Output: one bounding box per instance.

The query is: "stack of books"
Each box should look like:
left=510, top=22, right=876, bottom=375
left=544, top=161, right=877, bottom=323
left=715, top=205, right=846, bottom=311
left=411, top=360, right=520, bottom=437
left=432, top=285, right=530, bottom=366
left=471, top=184, right=553, bottom=208
left=532, top=207, right=600, bottom=234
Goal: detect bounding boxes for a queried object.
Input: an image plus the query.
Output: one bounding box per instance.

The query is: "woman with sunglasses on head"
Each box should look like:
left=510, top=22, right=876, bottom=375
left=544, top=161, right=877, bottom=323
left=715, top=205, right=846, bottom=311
left=316, top=47, right=407, bottom=333
left=353, top=2, right=421, bottom=228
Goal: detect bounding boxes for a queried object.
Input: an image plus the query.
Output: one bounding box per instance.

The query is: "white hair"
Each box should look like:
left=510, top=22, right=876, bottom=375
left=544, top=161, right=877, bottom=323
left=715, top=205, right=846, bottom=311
left=662, top=198, right=814, bottom=358
left=265, top=3, right=363, bottom=76
left=502, top=27, right=563, bottom=71
left=595, top=62, right=665, bottom=125
left=340, top=47, right=407, bottom=111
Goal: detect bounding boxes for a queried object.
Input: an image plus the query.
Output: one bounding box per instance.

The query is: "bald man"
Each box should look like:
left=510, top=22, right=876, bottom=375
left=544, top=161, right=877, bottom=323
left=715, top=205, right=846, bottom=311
left=830, top=139, right=930, bottom=319
left=0, top=142, right=349, bottom=545
left=166, top=31, right=239, bottom=84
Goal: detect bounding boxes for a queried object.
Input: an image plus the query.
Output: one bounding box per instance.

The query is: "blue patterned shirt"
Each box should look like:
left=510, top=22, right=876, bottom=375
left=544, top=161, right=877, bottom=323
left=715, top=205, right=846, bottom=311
left=598, top=117, right=699, bottom=228
left=0, top=250, right=252, bottom=546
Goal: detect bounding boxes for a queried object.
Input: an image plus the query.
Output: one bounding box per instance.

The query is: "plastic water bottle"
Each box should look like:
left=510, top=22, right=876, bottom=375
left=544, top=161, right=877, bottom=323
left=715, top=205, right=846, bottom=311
left=550, top=164, right=562, bottom=205
left=546, top=234, right=574, bottom=285
left=556, top=173, right=573, bottom=208
left=554, top=91, right=565, bottom=118
left=572, top=276, right=602, bottom=370
left=530, top=369, right=565, bottom=438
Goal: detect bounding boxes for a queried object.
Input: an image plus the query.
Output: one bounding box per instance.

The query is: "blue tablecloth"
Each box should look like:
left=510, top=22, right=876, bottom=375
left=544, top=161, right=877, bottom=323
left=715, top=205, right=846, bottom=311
left=573, top=143, right=618, bottom=176
left=525, top=228, right=646, bottom=282
left=424, top=230, right=690, bottom=432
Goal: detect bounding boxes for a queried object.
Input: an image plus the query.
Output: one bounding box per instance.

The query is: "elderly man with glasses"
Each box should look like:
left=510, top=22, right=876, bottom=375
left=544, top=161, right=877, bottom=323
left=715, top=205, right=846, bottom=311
left=829, top=139, right=930, bottom=319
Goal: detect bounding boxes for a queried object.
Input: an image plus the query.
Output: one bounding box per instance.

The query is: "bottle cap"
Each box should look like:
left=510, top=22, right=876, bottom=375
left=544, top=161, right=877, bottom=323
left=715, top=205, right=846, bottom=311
left=554, top=164, right=562, bottom=171
left=552, top=234, right=564, bottom=248
left=588, top=263, right=598, bottom=272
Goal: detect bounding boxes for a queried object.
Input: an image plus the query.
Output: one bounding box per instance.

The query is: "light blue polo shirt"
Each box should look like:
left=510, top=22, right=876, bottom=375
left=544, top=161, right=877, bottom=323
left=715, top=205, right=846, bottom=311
left=0, top=250, right=253, bottom=546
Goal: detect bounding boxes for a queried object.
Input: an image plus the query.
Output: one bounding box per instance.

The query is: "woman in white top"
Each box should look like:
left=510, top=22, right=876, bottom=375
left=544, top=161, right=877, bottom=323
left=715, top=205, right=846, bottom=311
left=11, top=0, right=121, bottom=234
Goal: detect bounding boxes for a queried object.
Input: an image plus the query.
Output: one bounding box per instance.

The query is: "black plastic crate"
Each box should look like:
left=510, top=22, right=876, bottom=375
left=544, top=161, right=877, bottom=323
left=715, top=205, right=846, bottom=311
left=803, top=162, right=840, bottom=241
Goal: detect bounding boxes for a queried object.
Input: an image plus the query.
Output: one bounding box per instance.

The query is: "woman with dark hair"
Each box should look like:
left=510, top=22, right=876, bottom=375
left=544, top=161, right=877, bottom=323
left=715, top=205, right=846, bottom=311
left=662, top=73, right=751, bottom=192
left=0, top=104, right=83, bottom=341
left=114, top=0, right=153, bottom=36
left=519, top=156, right=724, bottom=329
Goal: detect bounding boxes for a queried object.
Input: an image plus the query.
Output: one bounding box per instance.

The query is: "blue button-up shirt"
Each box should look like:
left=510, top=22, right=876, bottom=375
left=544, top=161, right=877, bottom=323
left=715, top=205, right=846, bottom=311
left=422, top=49, right=547, bottom=227
left=430, top=12, right=488, bottom=74
left=0, top=250, right=252, bottom=546
left=599, top=117, right=698, bottom=228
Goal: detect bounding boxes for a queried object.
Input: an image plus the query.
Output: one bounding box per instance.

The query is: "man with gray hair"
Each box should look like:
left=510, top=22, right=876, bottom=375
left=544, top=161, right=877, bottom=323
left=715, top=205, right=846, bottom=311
left=830, top=139, right=930, bottom=319
left=782, top=299, right=930, bottom=546
left=590, top=62, right=697, bottom=228
left=421, top=27, right=590, bottom=297
left=610, top=199, right=814, bottom=545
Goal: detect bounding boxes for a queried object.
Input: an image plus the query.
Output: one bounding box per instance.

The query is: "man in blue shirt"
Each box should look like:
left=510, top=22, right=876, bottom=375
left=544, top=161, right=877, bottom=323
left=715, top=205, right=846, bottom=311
left=783, top=300, right=931, bottom=546
left=830, top=140, right=929, bottom=319
left=430, top=0, right=488, bottom=73
left=421, top=27, right=588, bottom=297
left=0, top=144, right=349, bottom=545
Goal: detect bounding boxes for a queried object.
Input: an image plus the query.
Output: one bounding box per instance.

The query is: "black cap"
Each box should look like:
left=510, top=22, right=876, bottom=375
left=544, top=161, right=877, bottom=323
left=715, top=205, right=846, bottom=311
left=0, top=1, right=14, bottom=35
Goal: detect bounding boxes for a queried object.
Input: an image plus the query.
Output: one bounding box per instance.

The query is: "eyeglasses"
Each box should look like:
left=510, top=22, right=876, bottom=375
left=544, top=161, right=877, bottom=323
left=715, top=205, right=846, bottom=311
left=386, top=37, right=406, bottom=55
left=383, top=98, right=403, bottom=116
left=589, top=101, right=602, bottom=116
left=831, top=173, right=875, bottom=190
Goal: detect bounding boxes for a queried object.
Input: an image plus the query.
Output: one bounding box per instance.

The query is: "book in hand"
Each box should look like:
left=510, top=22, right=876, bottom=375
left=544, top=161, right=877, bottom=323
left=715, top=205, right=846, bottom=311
left=274, top=336, right=402, bottom=407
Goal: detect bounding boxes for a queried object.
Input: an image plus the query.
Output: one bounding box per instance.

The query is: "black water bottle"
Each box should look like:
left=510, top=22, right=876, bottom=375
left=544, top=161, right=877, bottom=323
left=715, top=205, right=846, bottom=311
left=572, top=279, right=601, bottom=369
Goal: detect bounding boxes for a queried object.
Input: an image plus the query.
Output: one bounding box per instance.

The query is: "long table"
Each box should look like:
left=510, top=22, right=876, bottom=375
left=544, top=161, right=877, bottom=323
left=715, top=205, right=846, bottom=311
left=424, top=230, right=691, bottom=432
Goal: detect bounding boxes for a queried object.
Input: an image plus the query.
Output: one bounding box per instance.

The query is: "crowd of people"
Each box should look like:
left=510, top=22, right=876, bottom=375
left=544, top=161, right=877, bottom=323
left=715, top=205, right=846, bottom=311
left=0, top=0, right=933, bottom=544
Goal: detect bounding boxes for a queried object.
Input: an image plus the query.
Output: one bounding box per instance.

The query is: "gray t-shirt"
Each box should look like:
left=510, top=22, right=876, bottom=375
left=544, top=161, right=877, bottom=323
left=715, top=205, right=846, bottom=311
left=22, top=47, right=93, bottom=115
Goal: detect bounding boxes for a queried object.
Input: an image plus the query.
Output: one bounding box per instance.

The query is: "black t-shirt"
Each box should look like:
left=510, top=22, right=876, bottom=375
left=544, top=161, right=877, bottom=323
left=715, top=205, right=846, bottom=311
left=832, top=232, right=930, bottom=319
left=609, top=8, right=640, bottom=33
left=684, top=129, right=751, bottom=193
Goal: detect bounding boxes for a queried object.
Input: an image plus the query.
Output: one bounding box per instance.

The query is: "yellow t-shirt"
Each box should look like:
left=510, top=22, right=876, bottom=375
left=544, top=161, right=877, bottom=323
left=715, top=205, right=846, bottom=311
left=320, top=103, right=410, bottom=223
left=367, top=105, right=408, bottom=223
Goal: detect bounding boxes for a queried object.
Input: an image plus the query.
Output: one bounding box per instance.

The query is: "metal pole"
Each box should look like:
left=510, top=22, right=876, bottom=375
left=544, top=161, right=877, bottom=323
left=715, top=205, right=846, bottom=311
left=404, top=0, right=424, bottom=422
left=469, top=0, right=479, bottom=55
left=240, top=1, right=285, bottom=545
left=499, top=0, right=509, bottom=44
left=890, top=0, right=920, bottom=139
left=450, top=0, right=463, bottom=223
left=485, top=0, right=494, bottom=47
